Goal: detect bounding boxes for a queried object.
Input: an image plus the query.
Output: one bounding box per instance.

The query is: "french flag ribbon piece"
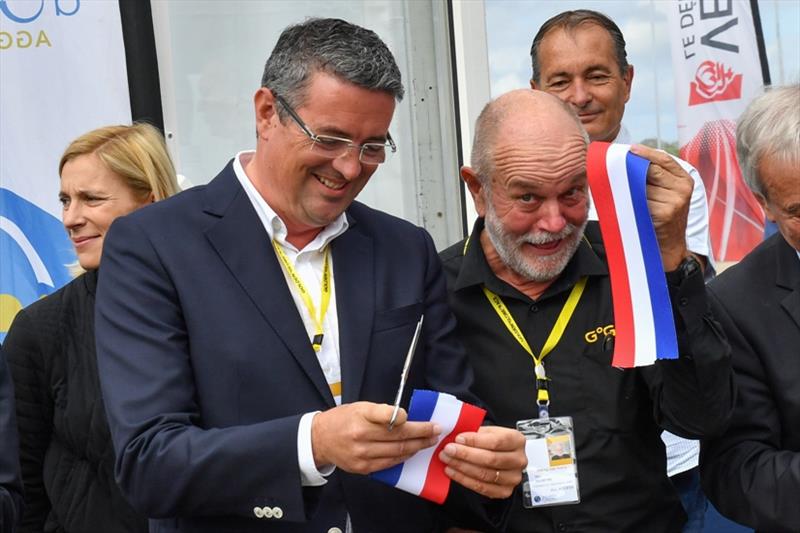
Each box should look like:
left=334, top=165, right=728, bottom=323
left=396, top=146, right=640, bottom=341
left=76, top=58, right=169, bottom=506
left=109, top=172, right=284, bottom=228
left=371, top=389, right=486, bottom=504
left=586, top=142, right=679, bottom=368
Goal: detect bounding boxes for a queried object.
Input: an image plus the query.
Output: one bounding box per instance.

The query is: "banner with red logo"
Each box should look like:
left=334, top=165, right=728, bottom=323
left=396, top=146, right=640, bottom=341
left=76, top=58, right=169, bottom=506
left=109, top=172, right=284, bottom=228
left=667, top=0, right=766, bottom=262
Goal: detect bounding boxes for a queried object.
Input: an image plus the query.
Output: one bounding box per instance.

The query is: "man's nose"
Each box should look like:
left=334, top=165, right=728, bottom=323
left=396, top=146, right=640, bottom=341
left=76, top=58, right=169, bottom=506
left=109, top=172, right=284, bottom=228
left=536, top=199, right=567, bottom=234
left=331, top=147, right=363, bottom=181
left=567, top=79, right=593, bottom=108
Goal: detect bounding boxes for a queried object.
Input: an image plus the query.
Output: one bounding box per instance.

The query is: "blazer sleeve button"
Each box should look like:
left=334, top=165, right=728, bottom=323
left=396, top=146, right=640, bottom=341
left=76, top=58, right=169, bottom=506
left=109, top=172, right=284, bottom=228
left=262, top=506, right=274, bottom=518
left=253, top=507, right=264, bottom=518
left=273, top=507, right=283, bottom=519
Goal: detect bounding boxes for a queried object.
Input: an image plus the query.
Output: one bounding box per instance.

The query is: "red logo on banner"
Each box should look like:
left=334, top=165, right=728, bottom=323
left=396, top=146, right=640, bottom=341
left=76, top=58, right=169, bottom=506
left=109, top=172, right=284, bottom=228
left=688, top=61, right=743, bottom=106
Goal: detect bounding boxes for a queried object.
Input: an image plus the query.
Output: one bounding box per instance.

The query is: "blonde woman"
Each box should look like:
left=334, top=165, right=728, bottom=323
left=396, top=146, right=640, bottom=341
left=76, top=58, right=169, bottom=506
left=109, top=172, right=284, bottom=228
left=3, top=124, right=178, bottom=533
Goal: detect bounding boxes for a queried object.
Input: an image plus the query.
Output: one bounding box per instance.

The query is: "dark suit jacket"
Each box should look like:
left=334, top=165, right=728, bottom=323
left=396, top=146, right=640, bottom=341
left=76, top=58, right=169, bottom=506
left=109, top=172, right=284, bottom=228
left=701, top=233, right=800, bottom=532
left=1, top=348, right=24, bottom=532
left=95, top=161, right=486, bottom=532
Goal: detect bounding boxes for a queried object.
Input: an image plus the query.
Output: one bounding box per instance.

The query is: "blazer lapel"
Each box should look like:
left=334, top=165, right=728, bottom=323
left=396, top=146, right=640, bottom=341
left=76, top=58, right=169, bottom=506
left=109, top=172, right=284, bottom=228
left=202, top=164, right=335, bottom=407
left=333, top=214, right=375, bottom=403
left=776, top=236, right=800, bottom=331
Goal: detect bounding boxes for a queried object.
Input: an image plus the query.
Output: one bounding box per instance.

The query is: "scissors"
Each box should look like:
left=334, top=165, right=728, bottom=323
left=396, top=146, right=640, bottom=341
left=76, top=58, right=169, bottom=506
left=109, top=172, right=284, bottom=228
left=388, top=314, right=424, bottom=431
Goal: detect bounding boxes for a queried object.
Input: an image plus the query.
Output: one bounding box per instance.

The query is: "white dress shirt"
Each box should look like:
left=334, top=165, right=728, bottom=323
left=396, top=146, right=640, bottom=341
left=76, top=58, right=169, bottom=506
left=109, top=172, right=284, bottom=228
left=234, top=151, right=346, bottom=486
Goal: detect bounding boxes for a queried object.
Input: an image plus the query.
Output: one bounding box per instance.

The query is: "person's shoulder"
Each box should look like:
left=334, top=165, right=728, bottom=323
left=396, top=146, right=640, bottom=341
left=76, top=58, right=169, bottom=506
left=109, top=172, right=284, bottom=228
left=17, top=274, right=88, bottom=319
left=709, top=234, right=783, bottom=297
left=439, top=239, right=466, bottom=263
left=3, top=273, right=90, bottom=351
left=347, top=201, right=425, bottom=238
left=130, top=183, right=207, bottom=223
left=107, top=183, right=212, bottom=248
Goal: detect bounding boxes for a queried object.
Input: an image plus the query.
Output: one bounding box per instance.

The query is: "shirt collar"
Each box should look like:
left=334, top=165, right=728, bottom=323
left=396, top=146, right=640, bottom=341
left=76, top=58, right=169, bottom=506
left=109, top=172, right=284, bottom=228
left=232, top=150, right=349, bottom=252
left=453, top=218, right=608, bottom=302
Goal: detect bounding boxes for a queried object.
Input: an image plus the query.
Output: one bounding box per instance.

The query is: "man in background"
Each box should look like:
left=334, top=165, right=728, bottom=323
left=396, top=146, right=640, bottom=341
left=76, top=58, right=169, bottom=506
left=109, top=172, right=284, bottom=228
left=701, top=84, right=800, bottom=532
left=529, top=11, right=714, bottom=529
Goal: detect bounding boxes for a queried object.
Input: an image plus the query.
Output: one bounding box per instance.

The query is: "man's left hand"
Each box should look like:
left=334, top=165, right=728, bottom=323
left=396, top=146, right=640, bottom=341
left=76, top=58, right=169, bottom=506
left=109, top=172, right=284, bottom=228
left=629, top=144, right=693, bottom=271
left=439, top=426, right=527, bottom=499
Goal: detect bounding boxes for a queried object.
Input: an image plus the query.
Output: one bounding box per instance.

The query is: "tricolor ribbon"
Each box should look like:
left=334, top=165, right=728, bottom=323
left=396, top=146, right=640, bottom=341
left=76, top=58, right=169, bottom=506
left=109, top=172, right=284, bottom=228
left=586, top=142, right=679, bottom=368
left=371, top=389, right=486, bottom=504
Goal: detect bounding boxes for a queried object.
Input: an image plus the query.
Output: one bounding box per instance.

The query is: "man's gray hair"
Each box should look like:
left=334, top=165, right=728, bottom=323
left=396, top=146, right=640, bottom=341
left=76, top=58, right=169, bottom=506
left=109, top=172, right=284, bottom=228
left=530, top=10, right=629, bottom=85
left=470, top=91, right=588, bottom=187
left=261, top=18, right=404, bottom=119
left=736, top=84, right=800, bottom=198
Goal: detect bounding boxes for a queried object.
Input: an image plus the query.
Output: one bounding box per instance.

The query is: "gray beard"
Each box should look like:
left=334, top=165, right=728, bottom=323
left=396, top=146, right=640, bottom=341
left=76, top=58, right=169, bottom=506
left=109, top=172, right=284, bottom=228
left=484, top=203, right=587, bottom=283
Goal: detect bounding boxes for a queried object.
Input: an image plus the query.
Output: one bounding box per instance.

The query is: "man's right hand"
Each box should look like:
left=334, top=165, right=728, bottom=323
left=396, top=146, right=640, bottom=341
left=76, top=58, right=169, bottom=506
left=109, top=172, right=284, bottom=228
left=311, top=402, right=441, bottom=474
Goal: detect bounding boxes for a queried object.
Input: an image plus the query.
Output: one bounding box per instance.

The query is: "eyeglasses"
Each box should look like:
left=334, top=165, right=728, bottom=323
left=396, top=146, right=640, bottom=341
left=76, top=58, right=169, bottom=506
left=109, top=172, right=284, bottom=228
left=274, top=93, right=396, bottom=166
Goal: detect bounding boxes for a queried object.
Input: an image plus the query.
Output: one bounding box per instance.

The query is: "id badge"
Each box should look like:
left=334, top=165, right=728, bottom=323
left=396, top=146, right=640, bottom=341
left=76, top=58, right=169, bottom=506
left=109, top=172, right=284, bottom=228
left=516, top=416, right=580, bottom=508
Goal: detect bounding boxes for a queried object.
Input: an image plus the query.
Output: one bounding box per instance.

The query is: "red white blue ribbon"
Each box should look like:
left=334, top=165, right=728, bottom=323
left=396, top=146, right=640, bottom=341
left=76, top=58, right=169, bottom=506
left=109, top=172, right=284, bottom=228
left=371, top=389, right=486, bottom=504
left=587, top=142, right=679, bottom=368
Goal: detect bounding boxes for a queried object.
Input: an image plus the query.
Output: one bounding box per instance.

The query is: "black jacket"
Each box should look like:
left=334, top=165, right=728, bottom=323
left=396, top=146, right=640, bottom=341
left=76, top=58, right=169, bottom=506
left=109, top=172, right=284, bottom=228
left=701, top=233, right=800, bottom=532
left=1, top=347, right=24, bottom=533
left=4, top=271, right=147, bottom=533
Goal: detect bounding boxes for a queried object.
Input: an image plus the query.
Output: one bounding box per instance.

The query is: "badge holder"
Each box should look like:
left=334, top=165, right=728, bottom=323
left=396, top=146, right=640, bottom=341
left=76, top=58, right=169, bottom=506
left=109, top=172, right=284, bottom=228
left=516, top=366, right=580, bottom=508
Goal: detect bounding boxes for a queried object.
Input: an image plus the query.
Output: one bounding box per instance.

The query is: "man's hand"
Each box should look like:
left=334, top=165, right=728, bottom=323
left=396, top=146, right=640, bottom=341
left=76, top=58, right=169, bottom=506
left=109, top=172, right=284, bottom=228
left=439, top=426, right=527, bottom=499
left=311, top=402, right=441, bottom=474
left=629, top=144, right=694, bottom=271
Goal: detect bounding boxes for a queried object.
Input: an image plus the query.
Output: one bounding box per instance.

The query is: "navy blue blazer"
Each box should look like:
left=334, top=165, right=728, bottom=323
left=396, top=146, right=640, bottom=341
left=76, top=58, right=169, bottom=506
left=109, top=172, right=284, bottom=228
left=95, top=162, right=485, bottom=532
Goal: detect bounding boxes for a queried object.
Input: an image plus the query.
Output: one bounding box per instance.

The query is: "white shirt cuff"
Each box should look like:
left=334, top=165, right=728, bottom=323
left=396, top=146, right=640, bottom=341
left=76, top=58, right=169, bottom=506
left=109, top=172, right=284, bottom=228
left=298, top=411, right=335, bottom=486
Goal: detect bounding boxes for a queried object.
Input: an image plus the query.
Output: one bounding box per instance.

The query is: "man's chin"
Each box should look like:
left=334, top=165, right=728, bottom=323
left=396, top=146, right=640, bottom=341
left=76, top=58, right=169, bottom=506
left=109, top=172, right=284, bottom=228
left=517, top=231, right=584, bottom=282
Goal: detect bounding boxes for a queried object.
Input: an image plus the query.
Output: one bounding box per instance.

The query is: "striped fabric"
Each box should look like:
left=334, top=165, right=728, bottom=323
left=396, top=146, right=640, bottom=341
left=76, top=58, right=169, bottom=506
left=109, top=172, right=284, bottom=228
left=372, top=389, right=486, bottom=504
left=587, top=142, right=679, bottom=367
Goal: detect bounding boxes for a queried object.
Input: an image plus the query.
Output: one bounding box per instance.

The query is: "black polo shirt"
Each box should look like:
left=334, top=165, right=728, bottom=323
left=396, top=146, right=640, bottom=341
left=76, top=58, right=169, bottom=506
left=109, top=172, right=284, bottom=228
left=440, top=219, right=733, bottom=533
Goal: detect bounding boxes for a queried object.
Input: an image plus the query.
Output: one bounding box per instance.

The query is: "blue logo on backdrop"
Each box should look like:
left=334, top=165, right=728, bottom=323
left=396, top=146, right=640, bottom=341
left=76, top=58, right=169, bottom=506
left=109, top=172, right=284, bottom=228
left=0, top=0, right=79, bottom=23
left=0, top=187, right=74, bottom=341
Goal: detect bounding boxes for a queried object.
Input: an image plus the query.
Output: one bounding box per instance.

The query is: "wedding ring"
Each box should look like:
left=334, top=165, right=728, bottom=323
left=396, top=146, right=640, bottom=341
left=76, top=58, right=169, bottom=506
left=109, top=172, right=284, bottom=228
left=493, top=470, right=501, bottom=484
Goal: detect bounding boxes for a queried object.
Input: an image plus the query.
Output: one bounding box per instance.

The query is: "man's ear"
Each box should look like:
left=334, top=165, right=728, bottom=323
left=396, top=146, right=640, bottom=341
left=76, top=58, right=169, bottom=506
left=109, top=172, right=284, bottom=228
left=622, top=65, right=634, bottom=103
left=254, top=87, right=279, bottom=141
left=530, top=78, right=539, bottom=90
left=461, top=166, right=487, bottom=217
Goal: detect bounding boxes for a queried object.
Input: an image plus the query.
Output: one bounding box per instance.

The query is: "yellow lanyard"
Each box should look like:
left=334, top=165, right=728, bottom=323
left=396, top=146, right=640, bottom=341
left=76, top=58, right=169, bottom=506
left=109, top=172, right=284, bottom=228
left=272, top=241, right=331, bottom=352
left=463, top=234, right=588, bottom=414
left=482, top=277, right=587, bottom=408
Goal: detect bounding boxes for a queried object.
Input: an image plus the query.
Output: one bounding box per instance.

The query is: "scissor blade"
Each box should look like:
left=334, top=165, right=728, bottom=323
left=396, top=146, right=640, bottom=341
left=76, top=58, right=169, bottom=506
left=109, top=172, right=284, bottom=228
left=388, top=314, right=424, bottom=430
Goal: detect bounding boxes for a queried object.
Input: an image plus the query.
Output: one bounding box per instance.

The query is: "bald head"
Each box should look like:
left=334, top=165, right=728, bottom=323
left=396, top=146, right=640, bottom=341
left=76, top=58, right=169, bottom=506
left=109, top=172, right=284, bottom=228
left=471, top=89, right=588, bottom=183
left=461, top=89, right=591, bottom=285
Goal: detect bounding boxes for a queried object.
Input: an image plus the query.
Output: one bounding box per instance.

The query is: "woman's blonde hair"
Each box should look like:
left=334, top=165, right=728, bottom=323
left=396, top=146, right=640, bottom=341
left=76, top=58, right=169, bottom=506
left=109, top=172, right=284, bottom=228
left=59, top=122, right=179, bottom=200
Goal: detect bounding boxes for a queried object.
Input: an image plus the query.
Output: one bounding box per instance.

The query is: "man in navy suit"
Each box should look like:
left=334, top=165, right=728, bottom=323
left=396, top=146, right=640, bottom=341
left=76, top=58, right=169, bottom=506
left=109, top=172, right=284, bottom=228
left=95, top=18, right=526, bottom=532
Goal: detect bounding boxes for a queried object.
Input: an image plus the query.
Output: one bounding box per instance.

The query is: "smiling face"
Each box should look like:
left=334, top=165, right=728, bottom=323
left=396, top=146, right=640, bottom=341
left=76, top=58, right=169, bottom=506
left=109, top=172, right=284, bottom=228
left=60, top=152, right=152, bottom=270
left=463, top=92, right=590, bottom=283
left=532, top=23, right=633, bottom=142
left=248, top=72, right=396, bottom=244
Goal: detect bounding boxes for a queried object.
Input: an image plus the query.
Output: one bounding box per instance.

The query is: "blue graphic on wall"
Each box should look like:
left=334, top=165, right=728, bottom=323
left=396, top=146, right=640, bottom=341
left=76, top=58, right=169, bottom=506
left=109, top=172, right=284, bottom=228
left=1, top=187, right=74, bottom=342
